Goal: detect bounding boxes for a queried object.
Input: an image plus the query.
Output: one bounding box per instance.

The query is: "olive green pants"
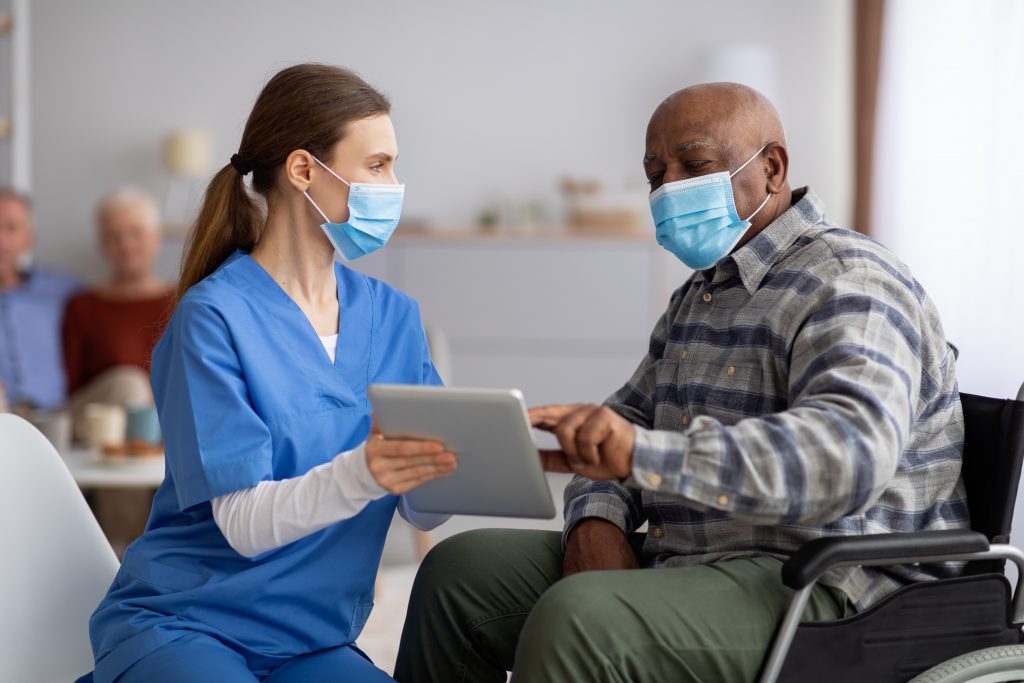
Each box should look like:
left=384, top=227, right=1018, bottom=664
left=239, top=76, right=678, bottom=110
left=394, top=529, right=852, bottom=683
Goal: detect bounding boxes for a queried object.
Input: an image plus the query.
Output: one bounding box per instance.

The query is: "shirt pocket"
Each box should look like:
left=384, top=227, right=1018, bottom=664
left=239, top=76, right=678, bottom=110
left=682, top=358, right=782, bottom=425
left=118, top=547, right=212, bottom=593
left=347, top=601, right=375, bottom=642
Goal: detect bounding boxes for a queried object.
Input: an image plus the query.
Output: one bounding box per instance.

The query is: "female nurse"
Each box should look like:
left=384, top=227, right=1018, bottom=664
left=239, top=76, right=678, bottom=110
left=80, top=63, right=457, bottom=682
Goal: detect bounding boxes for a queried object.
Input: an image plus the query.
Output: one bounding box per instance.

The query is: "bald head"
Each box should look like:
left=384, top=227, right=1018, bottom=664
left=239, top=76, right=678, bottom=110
left=644, top=82, right=792, bottom=250
left=652, top=83, right=786, bottom=157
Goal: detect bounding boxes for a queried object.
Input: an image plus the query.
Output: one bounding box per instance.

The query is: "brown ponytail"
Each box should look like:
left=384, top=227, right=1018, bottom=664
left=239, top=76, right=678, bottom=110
left=174, top=63, right=391, bottom=306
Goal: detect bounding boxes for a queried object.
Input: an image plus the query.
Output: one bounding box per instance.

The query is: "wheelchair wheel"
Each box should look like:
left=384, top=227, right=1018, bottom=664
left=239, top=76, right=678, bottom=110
left=907, top=645, right=1024, bottom=682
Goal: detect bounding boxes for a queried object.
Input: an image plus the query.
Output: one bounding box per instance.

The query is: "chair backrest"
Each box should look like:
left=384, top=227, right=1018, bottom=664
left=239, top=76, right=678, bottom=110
left=960, top=392, right=1024, bottom=543
left=0, top=414, right=119, bottom=681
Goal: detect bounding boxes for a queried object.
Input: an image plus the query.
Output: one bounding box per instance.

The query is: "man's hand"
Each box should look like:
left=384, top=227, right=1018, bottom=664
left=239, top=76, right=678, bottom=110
left=365, top=432, right=458, bottom=495
left=529, top=403, right=635, bottom=480
left=563, top=518, right=639, bottom=577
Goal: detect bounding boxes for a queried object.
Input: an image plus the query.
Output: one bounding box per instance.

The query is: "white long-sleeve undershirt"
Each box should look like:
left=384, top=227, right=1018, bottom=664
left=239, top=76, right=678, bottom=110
left=211, top=442, right=450, bottom=558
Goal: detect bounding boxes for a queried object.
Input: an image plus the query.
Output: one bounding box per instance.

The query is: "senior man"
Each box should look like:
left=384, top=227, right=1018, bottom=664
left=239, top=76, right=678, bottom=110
left=0, top=188, right=79, bottom=413
left=394, top=83, right=968, bottom=683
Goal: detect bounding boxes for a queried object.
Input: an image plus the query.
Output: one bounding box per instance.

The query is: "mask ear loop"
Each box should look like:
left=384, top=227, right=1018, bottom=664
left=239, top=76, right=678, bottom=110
left=312, top=156, right=351, bottom=187
left=729, top=143, right=770, bottom=179
left=303, top=191, right=331, bottom=223
left=728, top=143, right=773, bottom=222
left=304, top=155, right=352, bottom=223
left=744, top=191, right=773, bottom=222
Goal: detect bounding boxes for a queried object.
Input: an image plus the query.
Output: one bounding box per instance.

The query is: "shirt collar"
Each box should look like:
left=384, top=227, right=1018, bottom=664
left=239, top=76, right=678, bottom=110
left=725, top=186, right=826, bottom=295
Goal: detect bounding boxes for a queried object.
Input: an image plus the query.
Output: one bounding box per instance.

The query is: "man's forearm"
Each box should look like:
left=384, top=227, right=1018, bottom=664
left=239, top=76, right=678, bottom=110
left=563, top=518, right=639, bottom=577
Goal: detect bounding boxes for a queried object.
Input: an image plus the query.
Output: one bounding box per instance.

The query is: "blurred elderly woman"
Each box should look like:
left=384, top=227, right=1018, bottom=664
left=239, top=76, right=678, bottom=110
left=63, top=187, right=173, bottom=431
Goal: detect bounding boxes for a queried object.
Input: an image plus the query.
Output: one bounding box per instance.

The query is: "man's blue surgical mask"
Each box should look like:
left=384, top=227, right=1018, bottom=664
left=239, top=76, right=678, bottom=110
left=649, top=144, right=772, bottom=271
left=304, top=156, right=405, bottom=261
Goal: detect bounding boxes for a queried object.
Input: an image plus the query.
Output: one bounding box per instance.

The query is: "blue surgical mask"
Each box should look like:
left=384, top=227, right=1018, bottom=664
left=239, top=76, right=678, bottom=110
left=649, top=144, right=772, bottom=271
left=304, top=157, right=405, bottom=261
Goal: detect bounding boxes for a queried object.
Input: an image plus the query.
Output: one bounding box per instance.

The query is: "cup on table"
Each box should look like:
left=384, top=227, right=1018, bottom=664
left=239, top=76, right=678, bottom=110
left=81, top=403, right=127, bottom=450
left=125, top=404, right=162, bottom=445
left=29, top=409, right=72, bottom=453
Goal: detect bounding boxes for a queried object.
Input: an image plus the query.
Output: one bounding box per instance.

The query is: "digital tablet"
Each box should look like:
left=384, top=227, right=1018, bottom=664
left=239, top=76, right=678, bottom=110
left=367, top=385, right=557, bottom=519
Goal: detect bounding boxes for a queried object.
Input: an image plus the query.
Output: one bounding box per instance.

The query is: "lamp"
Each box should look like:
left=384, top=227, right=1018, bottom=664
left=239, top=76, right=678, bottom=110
left=162, top=129, right=211, bottom=178
left=697, top=44, right=781, bottom=110
left=160, top=129, right=211, bottom=237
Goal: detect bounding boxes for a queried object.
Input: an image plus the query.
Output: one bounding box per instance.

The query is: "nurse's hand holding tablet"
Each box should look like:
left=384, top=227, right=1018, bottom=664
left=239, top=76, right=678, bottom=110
left=364, top=429, right=457, bottom=495
left=368, top=385, right=556, bottom=519
left=82, top=64, right=452, bottom=683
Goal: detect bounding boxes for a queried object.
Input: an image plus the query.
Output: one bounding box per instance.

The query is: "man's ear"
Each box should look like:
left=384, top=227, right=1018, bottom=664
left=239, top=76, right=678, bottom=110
left=284, top=150, right=315, bottom=192
left=765, top=143, right=789, bottom=195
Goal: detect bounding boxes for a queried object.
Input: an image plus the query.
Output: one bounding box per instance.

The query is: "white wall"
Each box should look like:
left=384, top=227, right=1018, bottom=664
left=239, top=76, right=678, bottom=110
left=872, top=0, right=1024, bottom=401
left=27, top=0, right=853, bottom=280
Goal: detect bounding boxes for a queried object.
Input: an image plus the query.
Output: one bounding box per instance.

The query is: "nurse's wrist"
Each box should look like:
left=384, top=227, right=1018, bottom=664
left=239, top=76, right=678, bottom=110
left=332, top=443, right=389, bottom=500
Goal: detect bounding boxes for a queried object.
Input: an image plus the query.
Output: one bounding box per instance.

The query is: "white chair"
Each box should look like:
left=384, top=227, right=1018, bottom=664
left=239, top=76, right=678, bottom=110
left=0, top=414, right=118, bottom=682
left=424, top=324, right=453, bottom=385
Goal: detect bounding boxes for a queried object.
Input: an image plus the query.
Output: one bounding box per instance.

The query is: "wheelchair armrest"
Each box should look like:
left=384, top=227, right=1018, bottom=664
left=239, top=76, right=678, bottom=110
left=781, top=529, right=990, bottom=590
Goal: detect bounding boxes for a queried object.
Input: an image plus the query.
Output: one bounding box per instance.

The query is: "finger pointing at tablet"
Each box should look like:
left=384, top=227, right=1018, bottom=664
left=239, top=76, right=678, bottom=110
left=528, top=404, right=585, bottom=430
left=538, top=449, right=573, bottom=473
left=529, top=404, right=635, bottom=480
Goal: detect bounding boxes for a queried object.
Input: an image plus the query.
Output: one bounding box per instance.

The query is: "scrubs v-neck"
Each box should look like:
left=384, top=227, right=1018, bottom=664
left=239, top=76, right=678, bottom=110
left=86, top=250, right=441, bottom=682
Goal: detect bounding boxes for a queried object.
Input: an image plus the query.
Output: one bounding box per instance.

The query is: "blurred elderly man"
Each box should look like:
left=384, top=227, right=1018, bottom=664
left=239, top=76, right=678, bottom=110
left=63, top=187, right=172, bottom=431
left=0, top=188, right=80, bottom=413
left=395, top=83, right=968, bottom=683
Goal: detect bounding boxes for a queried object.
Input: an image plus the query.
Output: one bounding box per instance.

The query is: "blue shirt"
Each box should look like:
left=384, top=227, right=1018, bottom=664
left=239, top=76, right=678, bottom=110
left=88, top=251, right=441, bottom=682
left=0, top=266, right=80, bottom=409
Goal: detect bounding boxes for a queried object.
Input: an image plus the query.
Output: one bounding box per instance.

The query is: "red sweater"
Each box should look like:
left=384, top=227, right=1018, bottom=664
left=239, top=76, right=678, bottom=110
left=62, top=290, right=174, bottom=394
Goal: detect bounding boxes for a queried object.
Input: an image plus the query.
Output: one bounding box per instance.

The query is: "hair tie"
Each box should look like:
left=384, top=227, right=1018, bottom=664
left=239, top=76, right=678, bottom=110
left=230, top=153, right=254, bottom=176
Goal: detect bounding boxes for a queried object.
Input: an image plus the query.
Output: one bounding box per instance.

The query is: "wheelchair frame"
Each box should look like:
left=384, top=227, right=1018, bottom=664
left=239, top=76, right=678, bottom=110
left=758, top=536, right=1024, bottom=682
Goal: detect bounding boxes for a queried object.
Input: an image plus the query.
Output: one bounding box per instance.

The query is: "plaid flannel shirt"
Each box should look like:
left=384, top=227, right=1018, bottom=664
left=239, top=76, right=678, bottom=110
left=564, top=187, right=968, bottom=610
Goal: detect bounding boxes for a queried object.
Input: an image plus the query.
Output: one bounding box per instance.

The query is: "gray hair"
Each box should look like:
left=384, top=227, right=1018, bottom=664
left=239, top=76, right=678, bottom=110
left=95, top=186, right=160, bottom=231
left=0, top=187, right=32, bottom=210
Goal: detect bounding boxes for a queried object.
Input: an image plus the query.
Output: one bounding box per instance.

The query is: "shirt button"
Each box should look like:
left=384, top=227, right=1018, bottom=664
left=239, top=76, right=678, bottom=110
left=651, top=526, right=664, bottom=539
left=702, top=292, right=713, bottom=303
left=682, top=415, right=690, bottom=426
left=717, top=494, right=730, bottom=506
left=649, top=473, right=663, bottom=487
left=727, top=366, right=736, bottom=377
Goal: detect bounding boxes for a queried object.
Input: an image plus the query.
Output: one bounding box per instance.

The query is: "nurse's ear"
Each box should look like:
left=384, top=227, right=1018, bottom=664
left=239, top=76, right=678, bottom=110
left=283, top=150, right=316, bottom=193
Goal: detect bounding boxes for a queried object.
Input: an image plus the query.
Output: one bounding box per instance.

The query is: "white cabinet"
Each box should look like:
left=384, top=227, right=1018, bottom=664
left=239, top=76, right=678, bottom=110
left=352, top=233, right=689, bottom=406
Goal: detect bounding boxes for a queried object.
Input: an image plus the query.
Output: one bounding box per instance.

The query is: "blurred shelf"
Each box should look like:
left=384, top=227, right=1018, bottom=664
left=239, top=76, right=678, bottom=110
left=392, top=226, right=652, bottom=244
left=163, top=224, right=655, bottom=244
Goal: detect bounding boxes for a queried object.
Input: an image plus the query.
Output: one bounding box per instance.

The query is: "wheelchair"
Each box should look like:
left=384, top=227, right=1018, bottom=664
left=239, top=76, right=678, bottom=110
left=758, top=385, right=1024, bottom=682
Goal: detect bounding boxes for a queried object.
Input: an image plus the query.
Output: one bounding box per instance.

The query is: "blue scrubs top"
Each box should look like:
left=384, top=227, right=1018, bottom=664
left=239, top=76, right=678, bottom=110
left=88, top=251, right=441, bottom=682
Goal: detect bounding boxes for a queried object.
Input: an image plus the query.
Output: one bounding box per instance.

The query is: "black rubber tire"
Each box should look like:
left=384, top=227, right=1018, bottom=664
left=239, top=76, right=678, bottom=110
left=907, top=645, right=1024, bottom=683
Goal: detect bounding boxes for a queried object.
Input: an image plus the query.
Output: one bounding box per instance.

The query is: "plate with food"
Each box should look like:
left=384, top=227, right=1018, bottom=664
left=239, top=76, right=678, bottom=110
left=98, top=440, right=165, bottom=464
